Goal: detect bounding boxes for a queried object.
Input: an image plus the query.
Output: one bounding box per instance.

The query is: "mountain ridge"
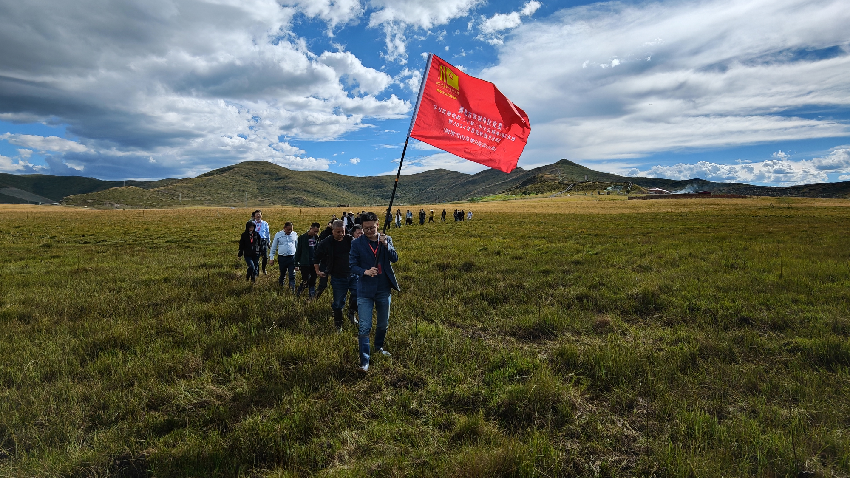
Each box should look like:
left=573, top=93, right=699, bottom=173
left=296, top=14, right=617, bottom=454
left=3, top=160, right=848, bottom=208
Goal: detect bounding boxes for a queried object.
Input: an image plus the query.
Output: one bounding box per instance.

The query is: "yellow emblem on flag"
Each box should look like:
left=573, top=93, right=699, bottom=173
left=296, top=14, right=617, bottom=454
left=439, top=65, right=459, bottom=91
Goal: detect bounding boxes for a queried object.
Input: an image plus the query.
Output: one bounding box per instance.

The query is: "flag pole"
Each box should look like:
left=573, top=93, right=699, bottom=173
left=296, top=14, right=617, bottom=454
left=382, top=137, right=409, bottom=233
left=382, top=53, right=433, bottom=234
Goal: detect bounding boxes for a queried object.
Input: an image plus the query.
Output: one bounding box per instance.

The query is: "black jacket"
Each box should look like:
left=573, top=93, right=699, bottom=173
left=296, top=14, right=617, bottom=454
left=238, top=231, right=262, bottom=258
left=314, top=235, right=353, bottom=276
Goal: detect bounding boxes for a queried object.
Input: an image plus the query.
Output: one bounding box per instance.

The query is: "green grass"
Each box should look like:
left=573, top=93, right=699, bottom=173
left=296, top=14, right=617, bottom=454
left=1, top=198, right=849, bottom=476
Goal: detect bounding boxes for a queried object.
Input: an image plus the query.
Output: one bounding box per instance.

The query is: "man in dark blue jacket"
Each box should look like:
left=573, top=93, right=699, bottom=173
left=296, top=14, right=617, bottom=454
left=349, top=212, right=399, bottom=372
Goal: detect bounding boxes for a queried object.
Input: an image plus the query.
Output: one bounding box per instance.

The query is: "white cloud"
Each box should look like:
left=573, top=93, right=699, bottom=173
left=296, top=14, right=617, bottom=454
left=811, top=148, right=850, bottom=171
left=0, top=0, right=409, bottom=179
left=284, top=0, right=362, bottom=29
left=318, top=50, right=393, bottom=95
left=350, top=157, right=361, bottom=164
left=0, top=155, right=33, bottom=173
left=0, top=134, right=88, bottom=153
left=478, top=1, right=542, bottom=45
left=481, top=0, right=850, bottom=168
left=388, top=151, right=487, bottom=175
left=521, top=1, right=542, bottom=16
left=396, top=68, right=424, bottom=92
left=367, top=0, right=483, bottom=62
left=628, top=148, right=850, bottom=186
left=411, top=140, right=440, bottom=151
left=377, top=22, right=409, bottom=63
left=368, top=0, right=481, bottom=29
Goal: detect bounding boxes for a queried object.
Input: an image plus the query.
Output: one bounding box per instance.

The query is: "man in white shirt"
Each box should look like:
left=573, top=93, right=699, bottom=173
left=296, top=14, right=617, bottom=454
left=269, top=221, right=298, bottom=291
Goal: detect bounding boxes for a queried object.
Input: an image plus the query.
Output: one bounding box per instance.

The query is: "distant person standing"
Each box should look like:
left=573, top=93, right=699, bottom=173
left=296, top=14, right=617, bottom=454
left=314, top=220, right=357, bottom=331
left=395, top=209, right=402, bottom=228
left=467, top=210, right=473, bottom=220
left=269, top=221, right=298, bottom=291
left=295, top=222, right=320, bottom=298
left=428, top=209, right=435, bottom=223
left=405, top=209, right=413, bottom=226
left=418, top=208, right=426, bottom=225
left=237, top=221, right=261, bottom=283
left=252, top=210, right=271, bottom=275
left=350, top=212, right=399, bottom=372
left=441, top=209, right=446, bottom=222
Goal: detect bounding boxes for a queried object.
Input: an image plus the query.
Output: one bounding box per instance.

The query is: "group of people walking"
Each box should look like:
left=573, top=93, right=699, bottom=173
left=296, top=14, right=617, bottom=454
left=393, top=208, right=472, bottom=227
left=237, top=209, right=399, bottom=372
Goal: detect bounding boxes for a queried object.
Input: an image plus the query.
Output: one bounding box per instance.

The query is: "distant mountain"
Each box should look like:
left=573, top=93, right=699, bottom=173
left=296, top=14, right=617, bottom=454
left=62, top=161, right=536, bottom=208
left=0, top=172, right=174, bottom=204
left=4, top=160, right=849, bottom=208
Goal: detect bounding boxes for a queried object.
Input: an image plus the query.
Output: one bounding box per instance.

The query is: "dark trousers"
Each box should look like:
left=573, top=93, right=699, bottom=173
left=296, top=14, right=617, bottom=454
left=331, top=274, right=357, bottom=326
left=277, top=255, right=296, bottom=290
left=315, top=264, right=329, bottom=298
left=244, top=255, right=259, bottom=281
left=259, top=240, right=269, bottom=273
left=297, top=266, right=317, bottom=297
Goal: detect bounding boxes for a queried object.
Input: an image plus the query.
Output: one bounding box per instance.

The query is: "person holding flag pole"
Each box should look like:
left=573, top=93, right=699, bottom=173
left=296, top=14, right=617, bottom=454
left=351, top=52, right=530, bottom=373
left=380, top=53, right=531, bottom=232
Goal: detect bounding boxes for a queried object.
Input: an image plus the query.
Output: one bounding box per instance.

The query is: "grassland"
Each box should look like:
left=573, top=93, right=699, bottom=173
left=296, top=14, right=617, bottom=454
left=1, top=196, right=849, bottom=477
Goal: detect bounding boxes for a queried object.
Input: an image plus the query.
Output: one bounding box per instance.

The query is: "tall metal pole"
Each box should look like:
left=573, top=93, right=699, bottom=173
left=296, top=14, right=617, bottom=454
left=379, top=54, right=432, bottom=233
left=382, top=136, right=409, bottom=233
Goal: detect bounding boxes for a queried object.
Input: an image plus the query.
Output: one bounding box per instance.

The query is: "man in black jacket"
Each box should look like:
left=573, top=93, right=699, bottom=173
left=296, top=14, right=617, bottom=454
left=295, top=222, right=320, bottom=298
left=315, top=220, right=335, bottom=298
left=237, top=221, right=262, bottom=282
left=314, top=220, right=357, bottom=330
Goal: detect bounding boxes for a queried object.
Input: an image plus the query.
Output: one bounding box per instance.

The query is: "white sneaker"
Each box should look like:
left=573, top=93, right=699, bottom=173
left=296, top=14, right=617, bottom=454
left=378, top=348, right=391, bottom=357
left=358, top=363, right=369, bottom=373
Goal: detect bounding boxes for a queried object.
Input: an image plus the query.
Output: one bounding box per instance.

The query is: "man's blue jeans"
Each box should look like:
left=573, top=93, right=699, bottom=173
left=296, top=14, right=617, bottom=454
left=331, top=275, right=357, bottom=311
left=244, top=256, right=258, bottom=280
left=277, top=255, right=296, bottom=290
left=357, top=291, right=391, bottom=367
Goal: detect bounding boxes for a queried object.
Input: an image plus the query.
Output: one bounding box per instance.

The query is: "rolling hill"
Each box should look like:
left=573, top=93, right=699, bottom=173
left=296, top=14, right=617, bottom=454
left=0, top=172, right=174, bottom=204
left=4, top=160, right=849, bottom=208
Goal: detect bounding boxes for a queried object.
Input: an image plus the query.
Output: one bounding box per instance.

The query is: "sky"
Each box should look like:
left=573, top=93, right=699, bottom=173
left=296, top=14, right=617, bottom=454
left=0, top=0, right=849, bottom=186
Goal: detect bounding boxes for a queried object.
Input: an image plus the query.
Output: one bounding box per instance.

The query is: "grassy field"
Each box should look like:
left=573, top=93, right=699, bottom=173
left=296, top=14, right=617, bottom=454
left=1, top=196, right=849, bottom=477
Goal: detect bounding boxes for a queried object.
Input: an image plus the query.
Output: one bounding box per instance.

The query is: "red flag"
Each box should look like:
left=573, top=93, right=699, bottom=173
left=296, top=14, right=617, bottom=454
left=408, top=54, right=530, bottom=174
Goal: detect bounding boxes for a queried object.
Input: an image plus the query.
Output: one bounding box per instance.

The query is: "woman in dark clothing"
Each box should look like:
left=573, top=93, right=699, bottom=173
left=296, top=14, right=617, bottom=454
left=238, top=221, right=262, bottom=282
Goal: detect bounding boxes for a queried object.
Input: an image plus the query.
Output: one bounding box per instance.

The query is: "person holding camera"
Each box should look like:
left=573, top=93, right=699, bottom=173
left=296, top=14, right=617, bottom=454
left=350, top=212, right=399, bottom=372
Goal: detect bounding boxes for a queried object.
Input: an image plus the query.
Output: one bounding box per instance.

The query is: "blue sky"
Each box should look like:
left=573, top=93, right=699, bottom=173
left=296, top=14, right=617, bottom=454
left=1, top=0, right=848, bottom=186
